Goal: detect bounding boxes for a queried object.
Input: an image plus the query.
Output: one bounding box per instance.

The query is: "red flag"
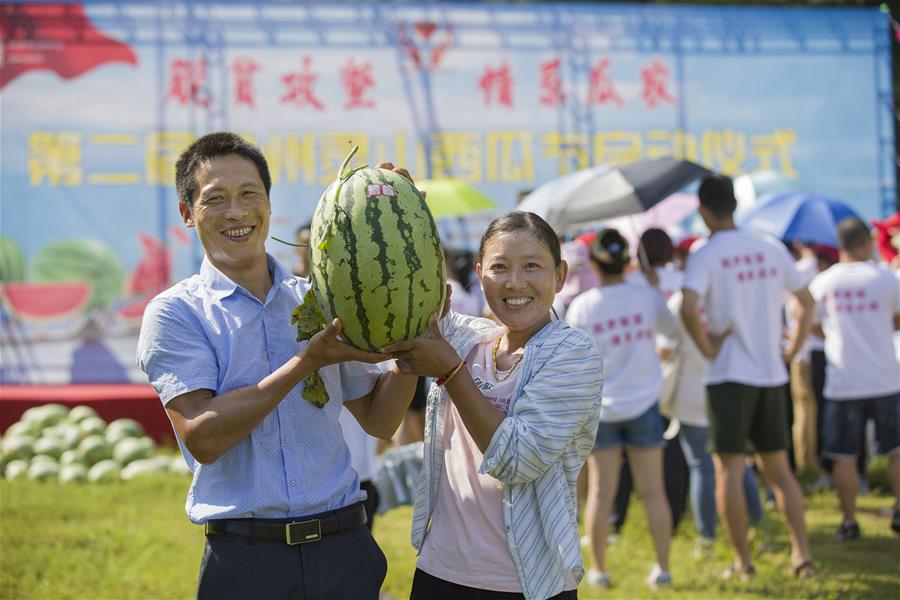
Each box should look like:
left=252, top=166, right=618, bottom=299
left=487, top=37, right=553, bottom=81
left=1, top=3, right=136, bottom=89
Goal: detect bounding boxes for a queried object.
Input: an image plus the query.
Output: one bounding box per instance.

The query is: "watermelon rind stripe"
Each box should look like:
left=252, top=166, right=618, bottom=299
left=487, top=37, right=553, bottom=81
left=312, top=191, right=339, bottom=326
left=388, top=189, right=419, bottom=343
left=365, top=170, right=397, bottom=344
left=337, top=180, right=375, bottom=351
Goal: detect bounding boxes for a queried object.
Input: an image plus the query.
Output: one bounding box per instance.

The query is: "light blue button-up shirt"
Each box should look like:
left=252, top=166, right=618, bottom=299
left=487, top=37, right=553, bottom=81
left=137, top=255, right=380, bottom=524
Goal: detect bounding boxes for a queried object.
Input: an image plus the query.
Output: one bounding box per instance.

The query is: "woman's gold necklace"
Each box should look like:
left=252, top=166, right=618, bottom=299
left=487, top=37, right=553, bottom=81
left=492, top=335, right=524, bottom=382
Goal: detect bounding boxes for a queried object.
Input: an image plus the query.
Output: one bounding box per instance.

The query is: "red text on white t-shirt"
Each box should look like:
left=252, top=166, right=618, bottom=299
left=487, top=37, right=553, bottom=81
left=721, top=252, right=778, bottom=283
left=826, top=288, right=880, bottom=314
left=591, top=312, right=653, bottom=346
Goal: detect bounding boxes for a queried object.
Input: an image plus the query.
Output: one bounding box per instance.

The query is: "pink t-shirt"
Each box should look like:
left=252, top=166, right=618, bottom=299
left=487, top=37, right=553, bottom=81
left=416, top=339, right=522, bottom=592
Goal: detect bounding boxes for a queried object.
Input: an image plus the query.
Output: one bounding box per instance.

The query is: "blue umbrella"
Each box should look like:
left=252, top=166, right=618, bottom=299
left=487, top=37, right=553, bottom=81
left=736, top=191, right=863, bottom=247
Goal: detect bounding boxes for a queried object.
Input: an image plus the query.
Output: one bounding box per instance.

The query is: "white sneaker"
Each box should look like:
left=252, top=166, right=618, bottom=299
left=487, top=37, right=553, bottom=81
left=646, top=564, right=672, bottom=590
left=587, top=569, right=611, bottom=588
left=580, top=534, right=591, bottom=548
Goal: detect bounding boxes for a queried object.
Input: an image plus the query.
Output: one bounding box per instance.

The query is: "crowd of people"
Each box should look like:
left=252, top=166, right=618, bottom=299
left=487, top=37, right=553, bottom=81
left=137, top=132, right=899, bottom=600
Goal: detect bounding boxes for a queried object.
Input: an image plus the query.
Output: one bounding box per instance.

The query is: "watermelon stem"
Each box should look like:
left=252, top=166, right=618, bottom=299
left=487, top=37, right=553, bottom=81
left=270, top=236, right=309, bottom=248
left=337, top=145, right=359, bottom=180
left=321, top=145, right=365, bottom=252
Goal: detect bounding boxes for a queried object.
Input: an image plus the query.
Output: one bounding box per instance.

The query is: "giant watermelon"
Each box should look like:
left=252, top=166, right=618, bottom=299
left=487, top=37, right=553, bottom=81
left=309, top=147, right=446, bottom=352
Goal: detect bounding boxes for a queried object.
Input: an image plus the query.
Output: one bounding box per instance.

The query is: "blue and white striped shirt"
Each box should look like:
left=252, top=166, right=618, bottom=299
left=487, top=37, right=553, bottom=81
left=411, top=313, right=603, bottom=600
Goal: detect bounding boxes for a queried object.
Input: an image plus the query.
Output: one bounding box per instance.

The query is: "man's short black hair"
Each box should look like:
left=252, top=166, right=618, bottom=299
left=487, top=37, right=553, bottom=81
left=836, top=216, right=871, bottom=252
left=175, top=132, right=272, bottom=211
left=697, top=174, right=737, bottom=219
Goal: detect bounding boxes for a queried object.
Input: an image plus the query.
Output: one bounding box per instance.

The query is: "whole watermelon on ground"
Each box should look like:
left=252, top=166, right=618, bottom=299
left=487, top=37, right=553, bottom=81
left=59, top=463, right=88, bottom=483
left=4, top=460, right=29, bottom=480
left=67, top=405, right=99, bottom=424
left=309, top=148, right=446, bottom=353
left=2, top=435, right=36, bottom=462
left=87, top=460, right=120, bottom=483
left=21, top=404, right=69, bottom=430
left=32, top=437, right=65, bottom=460
left=4, top=421, right=38, bottom=438
left=30, top=239, right=125, bottom=312
left=105, top=418, right=144, bottom=444
left=78, top=416, right=107, bottom=437
left=113, top=437, right=155, bottom=466
left=27, top=461, right=59, bottom=482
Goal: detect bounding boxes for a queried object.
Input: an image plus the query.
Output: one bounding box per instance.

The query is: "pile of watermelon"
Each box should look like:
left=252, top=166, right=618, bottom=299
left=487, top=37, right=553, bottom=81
left=1, top=404, right=190, bottom=483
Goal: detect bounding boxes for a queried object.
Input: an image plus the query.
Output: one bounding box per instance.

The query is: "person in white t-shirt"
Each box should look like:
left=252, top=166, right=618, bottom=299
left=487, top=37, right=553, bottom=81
left=626, top=228, right=685, bottom=301
left=618, top=228, right=690, bottom=533
left=785, top=242, right=829, bottom=477
left=385, top=212, right=603, bottom=600
left=681, top=174, right=815, bottom=580
left=808, top=217, right=900, bottom=540
left=566, top=228, right=677, bottom=590
left=661, top=283, right=763, bottom=553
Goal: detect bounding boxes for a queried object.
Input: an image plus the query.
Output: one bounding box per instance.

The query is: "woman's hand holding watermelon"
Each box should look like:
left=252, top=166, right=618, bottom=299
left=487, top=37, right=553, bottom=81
left=302, top=317, right=391, bottom=370
left=383, top=315, right=461, bottom=378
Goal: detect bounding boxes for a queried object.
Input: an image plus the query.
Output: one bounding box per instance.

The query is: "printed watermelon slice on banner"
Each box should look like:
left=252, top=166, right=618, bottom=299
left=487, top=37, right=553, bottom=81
left=1, top=282, right=91, bottom=320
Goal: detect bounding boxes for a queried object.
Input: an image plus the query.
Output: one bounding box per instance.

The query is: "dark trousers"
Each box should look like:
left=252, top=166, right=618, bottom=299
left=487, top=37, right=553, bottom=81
left=610, top=433, right=688, bottom=533
left=410, top=568, right=577, bottom=600
left=198, top=521, right=386, bottom=599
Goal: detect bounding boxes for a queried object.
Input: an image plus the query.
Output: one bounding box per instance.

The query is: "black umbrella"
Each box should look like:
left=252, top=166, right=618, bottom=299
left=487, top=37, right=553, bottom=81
left=518, top=158, right=712, bottom=232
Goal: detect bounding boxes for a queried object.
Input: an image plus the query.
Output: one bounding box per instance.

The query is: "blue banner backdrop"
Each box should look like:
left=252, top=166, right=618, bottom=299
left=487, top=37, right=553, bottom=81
left=0, top=1, right=895, bottom=384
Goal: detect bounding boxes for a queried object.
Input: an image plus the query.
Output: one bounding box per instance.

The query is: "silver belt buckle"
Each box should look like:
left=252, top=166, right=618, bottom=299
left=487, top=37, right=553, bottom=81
left=285, top=519, right=322, bottom=545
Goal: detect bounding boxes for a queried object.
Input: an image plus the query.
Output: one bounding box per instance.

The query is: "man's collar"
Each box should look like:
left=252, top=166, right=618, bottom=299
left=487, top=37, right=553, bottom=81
left=268, top=254, right=294, bottom=289
left=199, top=254, right=291, bottom=300
left=199, top=257, right=239, bottom=299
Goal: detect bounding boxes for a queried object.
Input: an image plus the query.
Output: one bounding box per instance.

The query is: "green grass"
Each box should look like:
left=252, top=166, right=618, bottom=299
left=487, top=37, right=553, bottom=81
left=1, top=476, right=898, bottom=599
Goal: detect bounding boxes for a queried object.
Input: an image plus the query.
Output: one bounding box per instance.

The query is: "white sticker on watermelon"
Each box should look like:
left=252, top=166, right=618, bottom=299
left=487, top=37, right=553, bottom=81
left=366, top=183, right=396, bottom=198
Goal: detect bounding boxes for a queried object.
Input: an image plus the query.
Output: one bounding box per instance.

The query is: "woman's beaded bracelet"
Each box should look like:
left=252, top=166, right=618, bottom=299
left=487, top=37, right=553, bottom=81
left=436, top=360, right=467, bottom=386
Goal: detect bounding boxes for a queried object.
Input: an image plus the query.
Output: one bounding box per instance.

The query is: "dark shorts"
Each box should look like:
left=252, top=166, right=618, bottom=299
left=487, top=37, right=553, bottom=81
left=822, top=393, right=900, bottom=459
left=707, top=382, right=789, bottom=454
left=594, top=403, right=664, bottom=450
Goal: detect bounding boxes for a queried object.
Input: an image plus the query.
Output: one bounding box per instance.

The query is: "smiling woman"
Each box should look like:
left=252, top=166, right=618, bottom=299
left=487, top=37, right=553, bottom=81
left=382, top=211, right=604, bottom=600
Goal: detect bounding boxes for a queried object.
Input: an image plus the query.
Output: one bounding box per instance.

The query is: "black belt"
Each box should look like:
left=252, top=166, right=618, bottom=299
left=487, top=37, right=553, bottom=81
left=205, top=502, right=367, bottom=545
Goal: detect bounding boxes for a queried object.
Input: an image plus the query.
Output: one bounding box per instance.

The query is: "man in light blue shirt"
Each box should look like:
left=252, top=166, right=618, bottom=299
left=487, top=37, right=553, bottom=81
left=137, top=132, right=418, bottom=599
